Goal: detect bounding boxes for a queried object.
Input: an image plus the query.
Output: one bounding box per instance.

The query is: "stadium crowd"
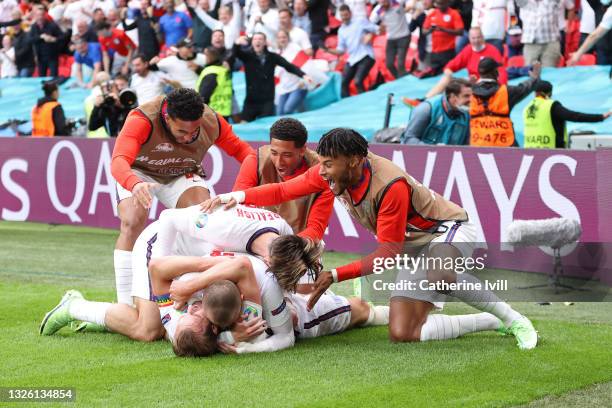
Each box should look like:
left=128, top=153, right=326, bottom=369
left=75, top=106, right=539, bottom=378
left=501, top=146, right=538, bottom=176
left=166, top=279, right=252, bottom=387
left=0, top=0, right=610, bottom=145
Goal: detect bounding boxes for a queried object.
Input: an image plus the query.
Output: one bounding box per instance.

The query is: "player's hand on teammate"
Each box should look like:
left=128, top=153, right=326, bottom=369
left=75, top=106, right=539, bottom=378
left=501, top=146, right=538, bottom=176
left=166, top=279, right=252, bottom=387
left=169, top=279, right=193, bottom=309
left=232, top=315, right=267, bottom=342
left=132, top=182, right=159, bottom=209
left=307, top=271, right=334, bottom=311
left=200, top=191, right=245, bottom=213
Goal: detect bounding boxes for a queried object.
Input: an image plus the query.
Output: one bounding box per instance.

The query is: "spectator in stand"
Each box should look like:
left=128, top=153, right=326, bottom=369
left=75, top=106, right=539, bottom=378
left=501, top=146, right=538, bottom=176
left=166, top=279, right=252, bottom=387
left=275, top=29, right=309, bottom=115
left=471, top=0, right=513, bottom=54
left=196, top=46, right=232, bottom=119
left=31, top=81, right=69, bottom=137
left=130, top=54, right=181, bottom=103
left=337, top=0, right=369, bottom=21
left=292, top=0, right=312, bottom=37
left=30, top=5, right=63, bottom=77
left=306, top=0, right=330, bottom=51
left=422, top=0, right=464, bottom=75
left=122, top=0, right=160, bottom=61
left=449, top=0, right=472, bottom=53
left=469, top=57, right=541, bottom=147
left=568, top=3, right=612, bottom=68
left=210, top=29, right=235, bottom=66
left=516, top=0, right=564, bottom=67
left=506, top=25, right=523, bottom=58
left=75, top=19, right=99, bottom=43
left=323, top=5, right=379, bottom=97
left=94, top=0, right=117, bottom=16
left=72, top=37, right=103, bottom=88
left=405, top=27, right=506, bottom=105
left=152, top=38, right=205, bottom=89
left=0, top=0, right=18, bottom=27
left=557, top=0, right=575, bottom=57
left=64, top=0, right=94, bottom=34
left=107, top=9, right=122, bottom=28
left=0, top=35, right=17, bottom=78
left=91, top=8, right=106, bottom=29
left=579, top=0, right=596, bottom=47
left=583, top=0, right=612, bottom=66
left=97, top=21, right=136, bottom=75
left=370, top=0, right=411, bottom=79
left=407, top=0, right=434, bottom=72
left=523, top=80, right=611, bottom=149
left=279, top=8, right=313, bottom=55
left=246, top=0, right=279, bottom=43
left=11, top=19, right=35, bottom=77
left=190, top=0, right=242, bottom=49
left=233, top=33, right=310, bottom=122
left=401, top=78, right=471, bottom=145
left=185, top=0, right=214, bottom=50
left=159, top=0, right=192, bottom=47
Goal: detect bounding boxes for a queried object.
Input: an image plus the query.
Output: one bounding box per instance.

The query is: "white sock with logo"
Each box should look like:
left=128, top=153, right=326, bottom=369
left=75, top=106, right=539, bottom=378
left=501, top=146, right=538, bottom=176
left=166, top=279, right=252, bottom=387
left=448, top=273, right=522, bottom=327
left=114, top=249, right=133, bottom=305
left=69, top=299, right=111, bottom=327
left=419, top=312, right=500, bottom=341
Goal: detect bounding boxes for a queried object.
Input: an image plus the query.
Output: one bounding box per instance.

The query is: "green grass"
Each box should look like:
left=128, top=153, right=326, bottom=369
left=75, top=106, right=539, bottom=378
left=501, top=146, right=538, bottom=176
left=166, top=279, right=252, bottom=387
left=1, top=221, right=612, bottom=408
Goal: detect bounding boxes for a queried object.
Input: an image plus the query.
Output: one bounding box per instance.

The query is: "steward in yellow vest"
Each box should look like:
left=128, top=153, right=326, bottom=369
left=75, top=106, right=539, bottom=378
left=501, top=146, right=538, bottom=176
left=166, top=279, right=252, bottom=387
left=196, top=46, right=232, bottom=118
left=31, top=81, right=69, bottom=137
left=523, top=80, right=611, bottom=149
left=469, top=57, right=541, bottom=147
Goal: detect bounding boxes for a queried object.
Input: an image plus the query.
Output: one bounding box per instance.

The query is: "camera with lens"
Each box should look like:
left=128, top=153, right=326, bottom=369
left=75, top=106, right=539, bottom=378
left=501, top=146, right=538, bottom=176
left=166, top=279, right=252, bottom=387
left=100, top=80, right=117, bottom=107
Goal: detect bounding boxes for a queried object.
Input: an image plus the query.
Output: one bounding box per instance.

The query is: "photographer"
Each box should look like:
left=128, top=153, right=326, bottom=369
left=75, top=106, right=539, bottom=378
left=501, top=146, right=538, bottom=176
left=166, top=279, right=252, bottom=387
left=89, top=75, right=138, bottom=137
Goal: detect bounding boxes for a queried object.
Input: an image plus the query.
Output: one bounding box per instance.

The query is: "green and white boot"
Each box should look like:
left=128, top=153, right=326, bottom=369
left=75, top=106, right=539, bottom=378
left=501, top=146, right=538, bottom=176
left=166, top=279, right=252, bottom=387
left=71, top=321, right=107, bottom=333
left=507, top=316, right=538, bottom=350
left=39, top=290, right=83, bottom=335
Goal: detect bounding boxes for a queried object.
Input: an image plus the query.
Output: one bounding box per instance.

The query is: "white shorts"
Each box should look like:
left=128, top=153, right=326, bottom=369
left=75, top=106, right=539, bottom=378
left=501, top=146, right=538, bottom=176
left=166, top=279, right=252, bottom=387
left=116, top=169, right=209, bottom=209
left=391, top=221, right=478, bottom=309
left=131, top=225, right=157, bottom=301
left=289, top=291, right=351, bottom=339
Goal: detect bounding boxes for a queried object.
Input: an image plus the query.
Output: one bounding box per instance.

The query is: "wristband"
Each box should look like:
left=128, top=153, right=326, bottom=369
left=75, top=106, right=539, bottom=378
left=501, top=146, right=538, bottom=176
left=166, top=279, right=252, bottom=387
left=331, top=269, right=339, bottom=283
left=218, top=191, right=245, bottom=204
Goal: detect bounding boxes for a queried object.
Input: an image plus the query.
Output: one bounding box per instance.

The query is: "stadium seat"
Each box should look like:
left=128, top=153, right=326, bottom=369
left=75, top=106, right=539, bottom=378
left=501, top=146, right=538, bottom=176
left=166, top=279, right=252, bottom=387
left=507, top=55, right=525, bottom=68
left=577, top=54, right=597, bottom=66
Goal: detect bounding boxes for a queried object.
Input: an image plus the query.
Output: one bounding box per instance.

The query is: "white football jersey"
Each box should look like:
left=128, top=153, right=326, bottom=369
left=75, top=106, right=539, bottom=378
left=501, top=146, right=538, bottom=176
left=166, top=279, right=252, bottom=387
left=160, top=204, right=294, bottom=254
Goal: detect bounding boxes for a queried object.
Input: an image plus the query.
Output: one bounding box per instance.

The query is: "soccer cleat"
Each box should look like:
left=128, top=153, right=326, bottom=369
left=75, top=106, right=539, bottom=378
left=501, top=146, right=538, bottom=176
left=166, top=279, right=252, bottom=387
left=71, top=321, right=106, bottom=333
left=507, top=316, right=538, bottom=350
left=39, top=290, right=83, bottom=335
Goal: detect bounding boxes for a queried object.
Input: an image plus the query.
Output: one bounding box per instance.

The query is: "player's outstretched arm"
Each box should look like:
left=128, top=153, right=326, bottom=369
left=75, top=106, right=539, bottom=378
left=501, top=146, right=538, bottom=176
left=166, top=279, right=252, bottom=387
left=233, top=317, right=295, bottom=354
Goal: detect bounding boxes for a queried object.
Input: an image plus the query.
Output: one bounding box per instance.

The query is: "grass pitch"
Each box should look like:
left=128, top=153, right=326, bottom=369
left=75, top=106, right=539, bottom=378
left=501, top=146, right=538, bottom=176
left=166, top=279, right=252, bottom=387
left=1, top=221, right=611, bottom=408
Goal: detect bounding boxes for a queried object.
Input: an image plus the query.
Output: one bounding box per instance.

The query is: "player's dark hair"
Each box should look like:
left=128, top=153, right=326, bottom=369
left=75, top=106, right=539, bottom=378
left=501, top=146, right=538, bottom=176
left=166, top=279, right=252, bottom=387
left=269, top=118, right=308, bottom=147
left=172, top=322, right=217, bottom=358
left=166, top=88, right=204, bottom=121
left=269, top=236, right=323, bottom=292
left=316, top=128, right=368, bottom=158
left=203, top=280, right=242, bottom=329
left=445, top=78, right=471, bottom=98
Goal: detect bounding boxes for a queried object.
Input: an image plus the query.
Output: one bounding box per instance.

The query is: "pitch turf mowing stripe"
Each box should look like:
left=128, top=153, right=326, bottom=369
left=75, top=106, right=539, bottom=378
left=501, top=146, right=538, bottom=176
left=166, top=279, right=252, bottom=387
left=518, top=381, right=612, bottom=408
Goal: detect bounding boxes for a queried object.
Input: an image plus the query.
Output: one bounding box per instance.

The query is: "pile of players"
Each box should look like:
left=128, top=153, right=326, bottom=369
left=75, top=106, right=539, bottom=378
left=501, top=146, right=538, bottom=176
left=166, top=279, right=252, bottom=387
left=40, top=88, right=538, bottom=356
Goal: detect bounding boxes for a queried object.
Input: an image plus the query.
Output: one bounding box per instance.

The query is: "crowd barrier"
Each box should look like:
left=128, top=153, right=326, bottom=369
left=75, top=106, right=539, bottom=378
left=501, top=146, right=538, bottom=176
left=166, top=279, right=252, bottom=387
left=1, top=138, right=610, bottom=285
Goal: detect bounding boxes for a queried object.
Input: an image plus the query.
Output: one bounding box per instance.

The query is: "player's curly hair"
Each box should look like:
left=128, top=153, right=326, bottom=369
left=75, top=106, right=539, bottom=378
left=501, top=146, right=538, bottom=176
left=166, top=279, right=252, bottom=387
left=268, top=236, right=324, bottom=292
left=269, top=118, right=308, bottom=147
left=316, top=128, right=368, bottom=158
left=172, top=322, right=217, bottom=358
left=166, top=88, right=204, bottom=121
left=203, top=280, right=242, bottom=330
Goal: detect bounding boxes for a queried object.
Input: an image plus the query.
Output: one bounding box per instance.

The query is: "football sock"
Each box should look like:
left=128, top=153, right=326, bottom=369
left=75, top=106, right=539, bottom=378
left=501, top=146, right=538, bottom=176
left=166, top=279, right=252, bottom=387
left=114, top=249, right=133, bottom=305
left=419, top=312, right=500, bottom=341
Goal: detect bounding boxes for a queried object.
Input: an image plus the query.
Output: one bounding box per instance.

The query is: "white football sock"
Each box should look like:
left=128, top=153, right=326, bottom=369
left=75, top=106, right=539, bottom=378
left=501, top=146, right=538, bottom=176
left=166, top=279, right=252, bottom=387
left=448, top=273, right=522, bottom=327
left=419, top=312, right=500, bottom=341
left=114, top=249, right=133, bottom=305
left=69, top=299, right=111, bottom=327
left=363, top=305, right=390, bottom=326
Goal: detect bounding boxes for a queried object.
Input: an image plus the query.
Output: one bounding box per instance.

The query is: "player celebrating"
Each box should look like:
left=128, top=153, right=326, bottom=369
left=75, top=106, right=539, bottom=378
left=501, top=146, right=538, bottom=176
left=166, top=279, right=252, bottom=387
left=202, top=128, right=538, bottom=349
left=111, top=88, right=253, bottom=307
left=233, top=118, right=334, bottom=241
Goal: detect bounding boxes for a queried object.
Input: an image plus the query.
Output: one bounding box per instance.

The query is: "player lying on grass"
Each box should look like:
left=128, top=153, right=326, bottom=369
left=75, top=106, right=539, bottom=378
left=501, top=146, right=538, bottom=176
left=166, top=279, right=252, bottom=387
left=153, top=253, right=295, bottom=354
left=286, top=291, right=390, bottom=340
left=39, top=221, right=268, bottom=356
left=201, top=128, right=538, bottom=349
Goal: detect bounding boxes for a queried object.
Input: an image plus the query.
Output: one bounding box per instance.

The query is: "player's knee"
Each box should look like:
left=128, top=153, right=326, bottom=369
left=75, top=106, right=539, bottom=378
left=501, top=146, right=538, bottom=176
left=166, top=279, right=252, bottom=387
left=348, top=298, right=370, bottom=326
left=119, top=213, right=147, bottom=237
left=389, top=324, right=421, bottom=343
